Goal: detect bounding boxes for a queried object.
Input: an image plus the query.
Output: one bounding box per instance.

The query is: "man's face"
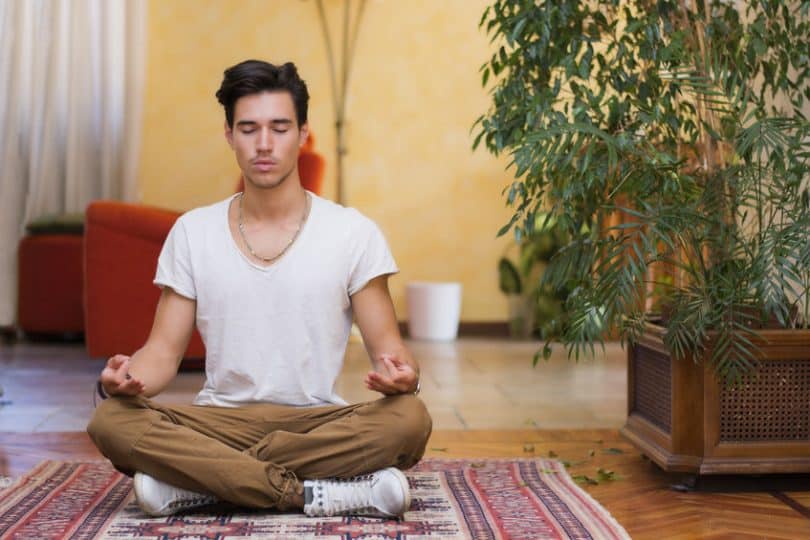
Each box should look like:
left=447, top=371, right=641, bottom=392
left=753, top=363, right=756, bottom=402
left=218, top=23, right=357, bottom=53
left=225, top=91, right=308, bottom=190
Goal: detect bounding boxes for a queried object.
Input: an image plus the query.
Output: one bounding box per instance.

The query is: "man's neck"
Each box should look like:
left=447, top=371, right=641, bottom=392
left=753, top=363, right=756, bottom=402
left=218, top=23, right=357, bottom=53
left=241, top=179, right=307, bottom=224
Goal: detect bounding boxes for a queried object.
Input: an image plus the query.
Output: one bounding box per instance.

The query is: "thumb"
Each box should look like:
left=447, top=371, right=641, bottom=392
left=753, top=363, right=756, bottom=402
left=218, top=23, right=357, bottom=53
left=381, top=355, right=402, bottom=370
left=382, top=354, right=403, bottom=365
left=107, top=354, right=126, bottom=369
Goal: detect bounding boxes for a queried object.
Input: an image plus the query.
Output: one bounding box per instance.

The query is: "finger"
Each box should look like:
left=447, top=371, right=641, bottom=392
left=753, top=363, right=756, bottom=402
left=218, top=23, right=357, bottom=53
left=379, top=353, right=401, bottom=365
left=382, top=356, right=404, bottom=374
left=387, top=355, right=404, bottom=367
left=368, top=371, right=395, bottom=387
left=379, top=365, right=412, bottom=385
left=369, top=375, right=406, bottom=394
left=365, top=372, right=396, bottom=393
left=107, top=355, right=126, bottom=369
left=115, top=359, right=134, bottom=380
left=364, top=376, right=381, bottom=391
left=118, top=378, right=144, bottom=395
left=365, top=373, right=387, bottom=390
left=376, top=357, right=394, bottom=376
left=103, top=369, right=126, bottom=388
left=368, top=380, right=395, bottom=394
left=122, top=373, right=142, bottom=386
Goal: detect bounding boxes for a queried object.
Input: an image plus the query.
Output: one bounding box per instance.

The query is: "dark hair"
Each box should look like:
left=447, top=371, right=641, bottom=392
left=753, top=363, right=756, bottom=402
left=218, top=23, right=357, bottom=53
left=215, top=60, right=309, bottom=128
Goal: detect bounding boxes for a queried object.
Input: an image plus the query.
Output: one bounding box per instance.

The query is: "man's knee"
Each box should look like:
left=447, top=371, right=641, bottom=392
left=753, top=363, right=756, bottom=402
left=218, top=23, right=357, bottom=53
left=87, top=397, right=123, bottom=442
left=86, top=396, right=153, bottom=467
left=390, top=394, right=432, bottom=440
left=375, top=394, right=432, bottom=466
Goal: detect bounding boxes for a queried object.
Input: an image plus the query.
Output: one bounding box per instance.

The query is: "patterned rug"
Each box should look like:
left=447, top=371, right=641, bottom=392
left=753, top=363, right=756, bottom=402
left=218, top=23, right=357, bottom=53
left=0, top=459, right=630, bottom=539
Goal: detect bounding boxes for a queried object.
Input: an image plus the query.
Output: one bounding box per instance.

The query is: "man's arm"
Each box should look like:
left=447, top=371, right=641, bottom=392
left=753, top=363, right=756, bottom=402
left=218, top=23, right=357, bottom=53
left=351, top=275, right=419, bottom=395
left=99, top=287, right=197, bottom=398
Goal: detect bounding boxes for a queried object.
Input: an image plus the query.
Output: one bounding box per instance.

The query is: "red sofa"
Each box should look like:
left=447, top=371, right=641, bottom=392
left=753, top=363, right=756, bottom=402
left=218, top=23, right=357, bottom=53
left=84, top=136, right=325, bottom=363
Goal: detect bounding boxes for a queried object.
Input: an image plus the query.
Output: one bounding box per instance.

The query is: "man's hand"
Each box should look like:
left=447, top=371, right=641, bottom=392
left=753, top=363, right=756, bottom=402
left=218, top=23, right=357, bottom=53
left=100, top=354, right=145, bottom=396
left=364, top=354, right=418, bottom=395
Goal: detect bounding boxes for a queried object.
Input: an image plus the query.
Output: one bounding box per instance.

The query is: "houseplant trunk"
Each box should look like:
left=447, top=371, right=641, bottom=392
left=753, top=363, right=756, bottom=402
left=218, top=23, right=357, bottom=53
left=621, top=323, right=810, bottom=475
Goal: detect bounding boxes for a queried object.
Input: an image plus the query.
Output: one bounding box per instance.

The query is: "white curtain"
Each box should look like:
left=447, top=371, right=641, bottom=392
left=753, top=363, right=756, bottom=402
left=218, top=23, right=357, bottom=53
left=0, top=0, right=145, bottom=326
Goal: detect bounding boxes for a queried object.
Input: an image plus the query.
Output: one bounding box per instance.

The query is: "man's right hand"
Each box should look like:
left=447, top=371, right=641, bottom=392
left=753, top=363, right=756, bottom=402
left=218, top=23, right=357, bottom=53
left=100, top=354, right=145, bottom=396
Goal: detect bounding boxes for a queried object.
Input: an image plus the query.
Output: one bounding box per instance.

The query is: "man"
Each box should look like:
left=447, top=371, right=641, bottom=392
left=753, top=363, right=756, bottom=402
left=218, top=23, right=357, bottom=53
left=87, top=60, right=431, bottom=519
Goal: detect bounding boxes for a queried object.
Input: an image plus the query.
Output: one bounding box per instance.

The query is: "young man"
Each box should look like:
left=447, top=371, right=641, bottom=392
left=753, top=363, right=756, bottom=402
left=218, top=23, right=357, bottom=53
left=87, top=60, right=431, bottom=518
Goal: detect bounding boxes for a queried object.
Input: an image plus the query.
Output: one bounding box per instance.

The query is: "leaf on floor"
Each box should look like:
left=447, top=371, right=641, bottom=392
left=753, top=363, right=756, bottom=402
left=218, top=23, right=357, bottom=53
left=573, top=474, right=599, bottom=485
left=523, top=443, right=535, bottom=453
left=430, top=447, right=448, bottom=452
left=588, top=449, right=595, bottom=457
left=597, top=468, right=622, bottom=482
left=602, top=447, right=624, bottom=455
left=548, top=450, right=558, bottom=458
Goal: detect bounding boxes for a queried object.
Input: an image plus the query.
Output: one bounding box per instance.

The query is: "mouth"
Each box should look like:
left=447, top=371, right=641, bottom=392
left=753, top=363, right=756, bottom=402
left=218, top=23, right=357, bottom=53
left=253, top=159, right=278, bottom=172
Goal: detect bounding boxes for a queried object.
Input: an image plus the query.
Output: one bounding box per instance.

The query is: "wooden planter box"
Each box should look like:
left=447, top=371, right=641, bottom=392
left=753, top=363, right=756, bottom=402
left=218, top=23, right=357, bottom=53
left=620, top=324, right=810, bottom=474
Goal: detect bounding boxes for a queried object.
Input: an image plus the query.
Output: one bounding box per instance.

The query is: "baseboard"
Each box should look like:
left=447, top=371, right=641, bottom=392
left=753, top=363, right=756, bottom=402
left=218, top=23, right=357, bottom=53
left=398, top=321, right=510, bottom=338
left=17, top=331, right=84, bottom=343
left=0, top=326, right=14, bottom=343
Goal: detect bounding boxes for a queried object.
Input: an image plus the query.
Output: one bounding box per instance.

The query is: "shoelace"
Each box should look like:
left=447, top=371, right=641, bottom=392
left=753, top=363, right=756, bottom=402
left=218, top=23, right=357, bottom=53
left=315, top=474, right=377, bottom=516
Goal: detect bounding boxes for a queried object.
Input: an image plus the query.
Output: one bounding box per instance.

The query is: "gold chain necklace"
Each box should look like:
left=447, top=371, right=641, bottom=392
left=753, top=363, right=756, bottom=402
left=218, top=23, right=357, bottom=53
left=237, top=191, right=310, bottom=264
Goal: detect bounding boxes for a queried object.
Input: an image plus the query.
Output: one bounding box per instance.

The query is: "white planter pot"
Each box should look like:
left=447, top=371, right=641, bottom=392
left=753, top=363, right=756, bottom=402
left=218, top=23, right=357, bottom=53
left=406, top=281, right=462, bottom=341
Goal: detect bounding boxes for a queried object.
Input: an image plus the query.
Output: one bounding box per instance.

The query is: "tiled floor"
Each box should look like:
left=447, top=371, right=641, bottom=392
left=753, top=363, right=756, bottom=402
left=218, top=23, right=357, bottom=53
left=0, top=338, right=627, bottom=432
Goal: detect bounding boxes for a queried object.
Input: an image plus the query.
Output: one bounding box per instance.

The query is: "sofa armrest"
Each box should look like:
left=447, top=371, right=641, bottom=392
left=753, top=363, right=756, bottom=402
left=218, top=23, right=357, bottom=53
left=83, top=200, right=205, bottom=363
left=85, top=200, right=181, bottom=243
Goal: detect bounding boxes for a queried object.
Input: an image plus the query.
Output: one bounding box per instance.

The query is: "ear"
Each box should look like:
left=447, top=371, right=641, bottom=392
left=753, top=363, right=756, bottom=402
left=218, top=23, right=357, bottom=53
left=224, top=121, right=234, bottom=148
left=298, top=123, right=309, bottom=148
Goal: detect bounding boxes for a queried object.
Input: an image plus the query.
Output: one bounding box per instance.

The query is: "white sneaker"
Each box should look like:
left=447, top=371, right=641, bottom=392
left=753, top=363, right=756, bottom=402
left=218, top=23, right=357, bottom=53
left=133, top=472, right=218, bottom=516
left=303, top=467, right=411, bottom=518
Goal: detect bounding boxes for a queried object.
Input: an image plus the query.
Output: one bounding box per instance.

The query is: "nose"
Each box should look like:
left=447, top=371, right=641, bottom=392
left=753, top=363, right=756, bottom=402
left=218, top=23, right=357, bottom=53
left=257, top=127, right=272, bottom=152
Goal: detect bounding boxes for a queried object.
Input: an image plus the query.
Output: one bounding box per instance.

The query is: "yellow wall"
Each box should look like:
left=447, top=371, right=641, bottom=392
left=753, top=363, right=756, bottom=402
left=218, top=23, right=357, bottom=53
left=140, top=0, right=514, bottom=321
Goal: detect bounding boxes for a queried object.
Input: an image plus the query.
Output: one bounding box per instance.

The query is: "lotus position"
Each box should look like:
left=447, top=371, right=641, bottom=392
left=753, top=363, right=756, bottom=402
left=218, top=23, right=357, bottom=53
left=87, top=60, right=431, bottom=518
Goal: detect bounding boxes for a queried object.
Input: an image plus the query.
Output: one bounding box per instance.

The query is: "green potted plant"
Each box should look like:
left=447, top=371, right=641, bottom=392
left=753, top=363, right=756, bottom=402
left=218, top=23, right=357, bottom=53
left=498, top=214, right=568, bottom=340
left=476, top=0, right=809, bottom=474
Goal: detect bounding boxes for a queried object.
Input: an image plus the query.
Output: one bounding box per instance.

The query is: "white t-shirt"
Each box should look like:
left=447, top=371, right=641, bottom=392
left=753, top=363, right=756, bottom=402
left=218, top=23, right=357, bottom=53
left=154, top=192, right=398, bottom=407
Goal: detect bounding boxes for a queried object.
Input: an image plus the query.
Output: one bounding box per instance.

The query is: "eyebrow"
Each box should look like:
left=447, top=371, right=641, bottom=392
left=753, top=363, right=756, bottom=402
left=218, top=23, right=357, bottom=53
left=235, top=119, right=293, bottom=127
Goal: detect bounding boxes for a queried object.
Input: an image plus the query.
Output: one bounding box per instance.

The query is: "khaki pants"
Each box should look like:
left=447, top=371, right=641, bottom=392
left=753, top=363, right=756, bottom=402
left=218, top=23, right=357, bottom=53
left=87, top=394, right=432, bottom=510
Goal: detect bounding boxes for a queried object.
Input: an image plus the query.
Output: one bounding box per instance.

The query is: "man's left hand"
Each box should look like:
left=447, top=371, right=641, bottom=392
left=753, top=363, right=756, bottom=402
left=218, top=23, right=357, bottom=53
left=365, top=354, right=418, bottom=395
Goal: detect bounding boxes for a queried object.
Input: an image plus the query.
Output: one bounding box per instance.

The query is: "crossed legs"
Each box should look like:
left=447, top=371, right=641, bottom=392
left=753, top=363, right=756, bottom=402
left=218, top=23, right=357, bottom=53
left=86, top=394, right=432, bottom=510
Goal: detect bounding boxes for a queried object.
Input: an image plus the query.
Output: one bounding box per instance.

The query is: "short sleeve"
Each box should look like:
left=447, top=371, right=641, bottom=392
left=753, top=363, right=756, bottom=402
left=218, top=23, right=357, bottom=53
left=347, top=215, right=399, bottom=296
left=153, top=218, right=196, bottom=300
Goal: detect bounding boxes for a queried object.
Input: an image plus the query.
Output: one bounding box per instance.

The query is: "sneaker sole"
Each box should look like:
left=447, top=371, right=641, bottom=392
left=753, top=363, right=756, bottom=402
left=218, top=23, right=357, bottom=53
left=134, top=472, right=173, bottom=517
left=387, top=467, right=412, bottom=516
left=133, top=472, right=160, bottom=516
